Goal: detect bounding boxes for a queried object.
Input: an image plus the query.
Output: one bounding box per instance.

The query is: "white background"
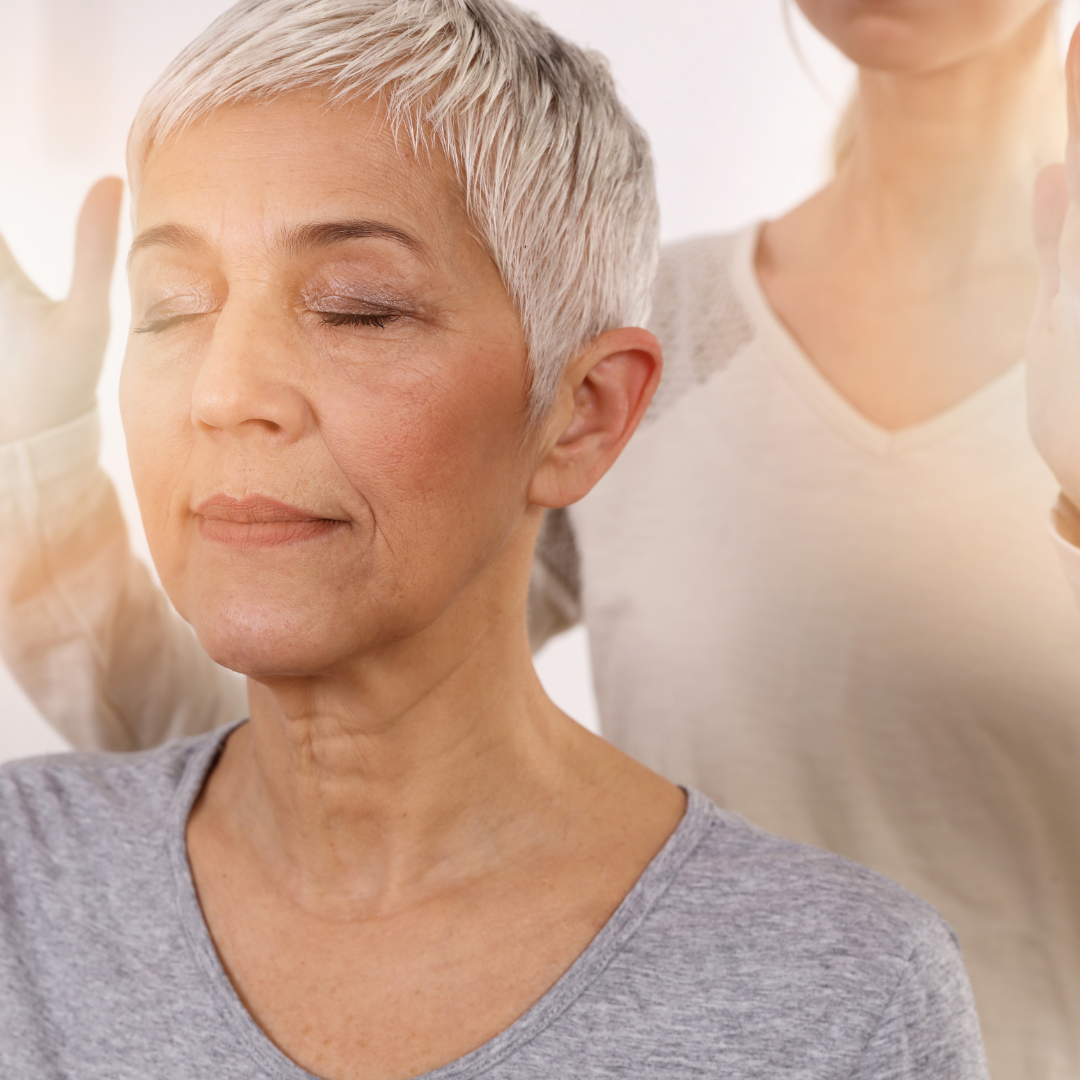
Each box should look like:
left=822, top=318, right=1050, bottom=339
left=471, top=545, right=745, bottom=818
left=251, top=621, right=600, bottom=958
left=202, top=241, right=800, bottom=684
left=0, top=0, right=856, bottom=762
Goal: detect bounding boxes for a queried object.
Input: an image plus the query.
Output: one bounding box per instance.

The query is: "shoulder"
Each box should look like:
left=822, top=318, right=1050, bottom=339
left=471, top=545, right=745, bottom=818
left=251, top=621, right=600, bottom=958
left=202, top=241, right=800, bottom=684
left=611, top=795, right=985, bottom=1074
left=646, top=226, right=758, bottom=421
left=670, top=796, right=956, bottom=965
left=632, top=794, right=975, bottom=1034
left=0, top=727, right=225, bottom=859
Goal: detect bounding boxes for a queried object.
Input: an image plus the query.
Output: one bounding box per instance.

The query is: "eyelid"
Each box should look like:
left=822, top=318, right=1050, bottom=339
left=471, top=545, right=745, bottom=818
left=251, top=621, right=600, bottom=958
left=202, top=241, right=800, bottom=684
left=305, top=291, right=410, bottom=313
left=132, top=289, right=221, bottom=335
left=135, top=287, right=219, bottom=319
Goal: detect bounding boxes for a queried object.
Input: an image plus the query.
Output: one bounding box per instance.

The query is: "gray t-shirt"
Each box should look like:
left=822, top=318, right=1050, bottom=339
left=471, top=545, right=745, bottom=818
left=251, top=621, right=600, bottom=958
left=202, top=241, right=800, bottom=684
left=0, top=726, right=987, bottom=1079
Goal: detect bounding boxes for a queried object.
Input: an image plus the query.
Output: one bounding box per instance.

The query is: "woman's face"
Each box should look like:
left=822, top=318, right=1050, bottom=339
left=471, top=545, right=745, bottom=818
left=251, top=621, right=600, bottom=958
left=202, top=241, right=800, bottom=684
left=795, top=0, right=1053, bottom=73
left=122, top=94, right=536, bottom=678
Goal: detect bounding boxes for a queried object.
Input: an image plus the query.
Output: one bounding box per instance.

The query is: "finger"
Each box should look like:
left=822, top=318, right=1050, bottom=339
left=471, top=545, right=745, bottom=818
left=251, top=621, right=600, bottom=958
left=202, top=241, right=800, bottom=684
left=1034, top=163, right=1068, bottom=300
left=66, top=176, right=123, bottom=322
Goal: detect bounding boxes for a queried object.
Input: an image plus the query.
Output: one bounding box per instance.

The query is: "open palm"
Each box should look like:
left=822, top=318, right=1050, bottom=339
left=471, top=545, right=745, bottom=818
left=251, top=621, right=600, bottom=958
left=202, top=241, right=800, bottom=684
left=0, top=178, right=122, bottom=443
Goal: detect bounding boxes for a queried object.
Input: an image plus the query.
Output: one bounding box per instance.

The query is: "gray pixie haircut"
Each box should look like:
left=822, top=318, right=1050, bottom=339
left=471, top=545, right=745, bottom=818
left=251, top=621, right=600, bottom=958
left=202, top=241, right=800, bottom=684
left=128, top=0, right=659, bottom=419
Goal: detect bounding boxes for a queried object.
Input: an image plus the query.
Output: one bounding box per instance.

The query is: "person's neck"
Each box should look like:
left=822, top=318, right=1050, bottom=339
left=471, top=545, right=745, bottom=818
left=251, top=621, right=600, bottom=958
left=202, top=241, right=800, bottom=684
left=817, top=7, right=1065, bottom=269
left=201, top=527, right=581, bottom=915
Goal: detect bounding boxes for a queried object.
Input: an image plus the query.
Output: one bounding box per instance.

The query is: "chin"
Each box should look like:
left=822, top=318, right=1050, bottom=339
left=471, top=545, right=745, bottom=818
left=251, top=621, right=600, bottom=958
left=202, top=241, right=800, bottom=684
left=796, top=1, right=962, bottom=73
left=833, top=22, right=939, bottom=72
left=189, top=598, right=365, bottom=679
left=798, top=0, right=1051, bottom=76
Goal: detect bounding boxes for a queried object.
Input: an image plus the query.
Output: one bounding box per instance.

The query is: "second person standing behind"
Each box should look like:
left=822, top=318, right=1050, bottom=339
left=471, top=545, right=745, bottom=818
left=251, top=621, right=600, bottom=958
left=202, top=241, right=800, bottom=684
left=0, top=2, right=1077, bottom=1078
left=536, top=3, right=1080, bottom=1078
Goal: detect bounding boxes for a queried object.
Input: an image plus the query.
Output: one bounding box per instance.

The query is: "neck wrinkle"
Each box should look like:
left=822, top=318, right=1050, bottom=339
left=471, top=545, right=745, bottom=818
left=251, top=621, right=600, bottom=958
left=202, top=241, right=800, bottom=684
left=205, top=594, right=574, bottom=917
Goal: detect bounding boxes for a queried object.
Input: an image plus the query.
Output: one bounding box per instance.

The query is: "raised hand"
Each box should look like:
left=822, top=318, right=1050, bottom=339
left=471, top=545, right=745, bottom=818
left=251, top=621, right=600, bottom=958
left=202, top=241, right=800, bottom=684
left=0, top=177, right=122, bottom=443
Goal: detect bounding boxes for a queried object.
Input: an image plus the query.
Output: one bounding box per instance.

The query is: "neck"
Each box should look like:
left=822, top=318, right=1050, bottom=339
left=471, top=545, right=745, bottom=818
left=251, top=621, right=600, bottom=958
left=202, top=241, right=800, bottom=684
left=200, top=524, right=580, bottom=915
left=828, top=6, right=1064, bottom=262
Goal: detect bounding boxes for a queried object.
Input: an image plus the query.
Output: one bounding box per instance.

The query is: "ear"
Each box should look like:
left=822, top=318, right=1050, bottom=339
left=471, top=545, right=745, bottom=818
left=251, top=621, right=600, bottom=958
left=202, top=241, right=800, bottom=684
left=528, top=327, right=662, bottom=509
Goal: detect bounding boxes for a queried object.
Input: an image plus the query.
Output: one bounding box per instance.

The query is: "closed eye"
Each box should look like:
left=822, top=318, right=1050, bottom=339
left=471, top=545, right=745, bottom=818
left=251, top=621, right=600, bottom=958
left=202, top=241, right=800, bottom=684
left=320, top=312, right=401, bottom=329
left=133, top=313, right=207, bottom=334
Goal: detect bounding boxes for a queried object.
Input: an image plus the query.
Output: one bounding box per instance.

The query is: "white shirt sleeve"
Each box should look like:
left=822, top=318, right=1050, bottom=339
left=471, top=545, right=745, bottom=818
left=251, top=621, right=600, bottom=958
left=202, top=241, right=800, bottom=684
left=0, top=411, right=247, bottom=752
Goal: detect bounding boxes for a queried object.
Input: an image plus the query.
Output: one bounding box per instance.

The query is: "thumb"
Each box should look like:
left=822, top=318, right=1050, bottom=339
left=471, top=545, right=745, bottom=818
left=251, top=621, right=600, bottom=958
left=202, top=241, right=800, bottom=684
left=66, top=177, right=123, bottom=323
left=1034, top=164, right=1068, bottom=302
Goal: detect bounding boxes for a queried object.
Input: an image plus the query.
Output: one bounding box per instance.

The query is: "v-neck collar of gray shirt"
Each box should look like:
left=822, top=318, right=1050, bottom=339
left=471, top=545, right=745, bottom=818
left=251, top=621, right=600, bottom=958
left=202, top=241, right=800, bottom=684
left=166, top=722, right=717, bottom=1080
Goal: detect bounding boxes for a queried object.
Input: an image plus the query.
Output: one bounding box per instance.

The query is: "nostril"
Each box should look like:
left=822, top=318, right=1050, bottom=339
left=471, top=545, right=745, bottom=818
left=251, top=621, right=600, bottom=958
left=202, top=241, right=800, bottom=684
left=248, top=418, right=283, bottom=434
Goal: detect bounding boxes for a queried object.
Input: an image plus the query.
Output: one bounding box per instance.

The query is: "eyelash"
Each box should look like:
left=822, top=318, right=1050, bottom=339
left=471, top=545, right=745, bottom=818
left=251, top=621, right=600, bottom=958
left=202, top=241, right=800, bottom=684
left=133, top=314, right=202, bottom=335
left=319, top=312, right=400, bottom=329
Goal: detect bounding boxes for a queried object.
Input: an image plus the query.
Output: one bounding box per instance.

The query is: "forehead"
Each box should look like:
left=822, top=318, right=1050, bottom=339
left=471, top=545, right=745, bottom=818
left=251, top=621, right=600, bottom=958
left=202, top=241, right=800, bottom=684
left=134, top=94, right=467, bottom=257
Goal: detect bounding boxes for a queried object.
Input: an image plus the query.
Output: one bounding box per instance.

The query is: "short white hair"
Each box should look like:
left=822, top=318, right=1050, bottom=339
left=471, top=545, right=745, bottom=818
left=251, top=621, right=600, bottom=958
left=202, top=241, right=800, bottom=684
left=128, top=0, right=659, bottom=419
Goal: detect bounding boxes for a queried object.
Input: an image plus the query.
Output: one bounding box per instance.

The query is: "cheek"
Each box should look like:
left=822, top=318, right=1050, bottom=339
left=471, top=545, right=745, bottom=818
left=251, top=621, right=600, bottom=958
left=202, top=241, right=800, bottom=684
left=319, top=354, right=528, bottom=554
left=119, top=345, right=196, bottom=554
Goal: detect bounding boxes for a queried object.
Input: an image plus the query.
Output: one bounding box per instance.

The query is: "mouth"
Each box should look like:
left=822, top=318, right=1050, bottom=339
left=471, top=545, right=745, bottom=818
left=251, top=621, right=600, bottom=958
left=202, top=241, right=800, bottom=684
left=194, top=494, right=350, bottom=548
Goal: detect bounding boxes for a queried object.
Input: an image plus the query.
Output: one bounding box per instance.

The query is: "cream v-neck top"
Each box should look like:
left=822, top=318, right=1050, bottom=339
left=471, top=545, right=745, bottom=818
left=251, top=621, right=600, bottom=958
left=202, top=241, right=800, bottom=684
left=536, top=226, right=1080, bottom=1080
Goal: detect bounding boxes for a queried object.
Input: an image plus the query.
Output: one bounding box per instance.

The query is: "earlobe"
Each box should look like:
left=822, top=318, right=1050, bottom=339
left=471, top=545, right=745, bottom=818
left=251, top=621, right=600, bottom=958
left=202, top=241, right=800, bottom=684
left=528, top=327, right=662, bottom=510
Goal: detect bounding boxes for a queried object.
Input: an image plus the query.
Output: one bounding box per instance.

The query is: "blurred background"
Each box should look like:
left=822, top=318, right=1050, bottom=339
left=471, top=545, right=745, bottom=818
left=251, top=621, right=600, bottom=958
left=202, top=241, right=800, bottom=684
left=0, top=0, right=857, bottom=761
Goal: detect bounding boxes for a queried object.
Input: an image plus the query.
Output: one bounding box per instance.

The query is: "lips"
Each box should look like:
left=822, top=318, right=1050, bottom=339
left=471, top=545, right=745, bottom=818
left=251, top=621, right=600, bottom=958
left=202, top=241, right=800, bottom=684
left=194, top=494, right=348, bottom=547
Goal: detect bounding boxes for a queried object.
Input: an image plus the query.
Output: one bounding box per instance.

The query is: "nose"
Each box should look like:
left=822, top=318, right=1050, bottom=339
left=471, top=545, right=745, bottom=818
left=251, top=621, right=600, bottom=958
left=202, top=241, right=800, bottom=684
left=190, top=296, right=313, bottom=443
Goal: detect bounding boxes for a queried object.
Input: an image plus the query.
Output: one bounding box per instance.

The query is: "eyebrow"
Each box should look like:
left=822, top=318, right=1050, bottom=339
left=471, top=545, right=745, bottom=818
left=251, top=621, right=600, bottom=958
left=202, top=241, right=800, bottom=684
left=281, top=220, right=428, bottom=261
left=129, top=218, right=428, bottom=265
left=128, top=223, right=211, bottom=265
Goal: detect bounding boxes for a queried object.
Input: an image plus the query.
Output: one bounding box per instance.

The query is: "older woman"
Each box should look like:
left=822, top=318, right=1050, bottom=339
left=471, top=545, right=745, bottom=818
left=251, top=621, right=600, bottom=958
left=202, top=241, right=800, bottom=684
left=0, top=1, right=985, bottom=1076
